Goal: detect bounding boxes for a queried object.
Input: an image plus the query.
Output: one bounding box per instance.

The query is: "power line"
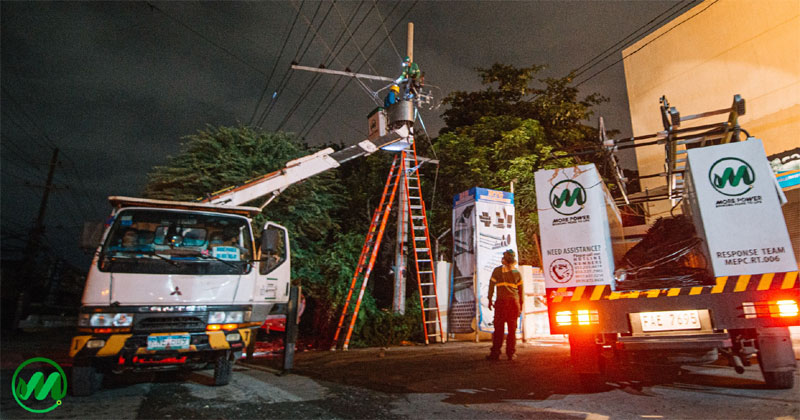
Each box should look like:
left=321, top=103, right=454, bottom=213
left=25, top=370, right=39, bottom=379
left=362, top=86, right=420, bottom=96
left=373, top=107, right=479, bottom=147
left=274, top=1, right=374, bottom=132
left=300, top=0, right=417, bottom=139
left=298, top=0, right=406, bottom=138
left=575, top=0, right=717, bottom=88
left=248, top=1, right=306, bottom=125
left=145, top=2, right=267, bottom=77
left=254, top=0, right=326, bottom=127
left=372, top=0, right=402, bottom=61
left=570, top=0, right=695, bottom=79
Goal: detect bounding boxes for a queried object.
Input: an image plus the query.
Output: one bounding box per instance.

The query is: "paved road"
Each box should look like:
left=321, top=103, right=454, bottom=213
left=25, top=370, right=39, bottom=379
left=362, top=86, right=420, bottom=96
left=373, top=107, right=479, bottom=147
left=1, top=337, right=798, bottom=419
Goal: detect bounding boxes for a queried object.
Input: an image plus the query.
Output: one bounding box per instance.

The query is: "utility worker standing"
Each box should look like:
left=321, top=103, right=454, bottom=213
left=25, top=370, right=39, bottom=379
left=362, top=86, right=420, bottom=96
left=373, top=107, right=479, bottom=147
left=486, top=249, right=524, bottom=361
left=384, top=84, right=399, bottom=108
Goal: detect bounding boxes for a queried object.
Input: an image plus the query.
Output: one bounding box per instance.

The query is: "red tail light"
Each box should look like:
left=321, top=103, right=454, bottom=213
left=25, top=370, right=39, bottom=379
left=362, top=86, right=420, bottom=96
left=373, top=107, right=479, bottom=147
left=742, top=300, right=798, bottom=318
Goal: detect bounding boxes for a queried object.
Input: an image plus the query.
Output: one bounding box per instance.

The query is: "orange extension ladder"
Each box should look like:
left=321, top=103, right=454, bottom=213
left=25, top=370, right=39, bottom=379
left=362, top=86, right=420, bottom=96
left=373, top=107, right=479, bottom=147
left=331, top=146, right=444, bottom=350
left=331, top=157, right=401, bottom=350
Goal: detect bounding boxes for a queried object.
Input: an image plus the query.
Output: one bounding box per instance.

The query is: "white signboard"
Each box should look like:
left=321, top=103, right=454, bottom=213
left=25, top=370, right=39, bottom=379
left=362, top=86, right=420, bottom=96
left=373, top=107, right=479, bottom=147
left=684, top=138, right=797, bottom=276
left=535, top=165, right=619, bottom=289
left=474, top=190, right=517, bottom=333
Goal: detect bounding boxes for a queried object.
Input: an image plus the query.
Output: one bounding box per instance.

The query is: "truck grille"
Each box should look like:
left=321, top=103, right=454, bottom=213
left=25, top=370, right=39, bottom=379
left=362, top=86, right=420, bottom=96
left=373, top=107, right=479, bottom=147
left=136, top=316, right=206, bottom=332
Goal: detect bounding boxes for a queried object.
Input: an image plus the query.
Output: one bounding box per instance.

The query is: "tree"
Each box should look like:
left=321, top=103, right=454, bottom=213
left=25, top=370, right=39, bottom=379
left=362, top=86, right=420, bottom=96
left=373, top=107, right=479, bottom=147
left=421, top=64, right=609, bottom=265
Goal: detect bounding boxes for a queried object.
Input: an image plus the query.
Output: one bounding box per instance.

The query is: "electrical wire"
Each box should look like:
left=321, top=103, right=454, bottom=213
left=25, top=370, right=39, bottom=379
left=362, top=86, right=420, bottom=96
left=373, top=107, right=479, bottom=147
left=570, top=0, right=695, bottom=79
left=299, top=0, right=417, bottom=139
left=255, top=0, right=326, bottom=127
left=248, top=0, right=305, bottom=125
left=372, top=0, right=402, bottom=61
left=145, top=2, right=267, bottom=77
left=575, top=0, right=719, bottom=88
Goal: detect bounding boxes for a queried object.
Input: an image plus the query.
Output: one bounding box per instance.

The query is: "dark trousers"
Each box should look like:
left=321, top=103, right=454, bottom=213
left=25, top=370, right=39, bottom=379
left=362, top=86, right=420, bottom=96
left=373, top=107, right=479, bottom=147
left=490, top=299, right=520, bottom=357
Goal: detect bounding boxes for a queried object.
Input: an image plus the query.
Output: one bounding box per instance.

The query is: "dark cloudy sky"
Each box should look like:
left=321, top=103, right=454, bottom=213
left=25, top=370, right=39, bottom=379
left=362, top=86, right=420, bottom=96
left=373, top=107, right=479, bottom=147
left=1, top=0, right=687, bottom=266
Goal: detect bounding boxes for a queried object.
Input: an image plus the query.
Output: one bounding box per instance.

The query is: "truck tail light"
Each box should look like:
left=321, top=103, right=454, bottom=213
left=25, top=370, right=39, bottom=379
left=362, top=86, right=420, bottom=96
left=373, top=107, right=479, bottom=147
left=556, top=311, right=573, bottom=326
left=742, top=300, right=798, bottom=318
left=555, top=309, right=599, bottom=326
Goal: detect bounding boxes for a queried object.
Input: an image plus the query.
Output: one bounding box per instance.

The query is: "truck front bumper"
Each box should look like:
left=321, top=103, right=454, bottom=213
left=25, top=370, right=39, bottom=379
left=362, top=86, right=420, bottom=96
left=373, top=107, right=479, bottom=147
left=70, top=328, right=253, bottom=367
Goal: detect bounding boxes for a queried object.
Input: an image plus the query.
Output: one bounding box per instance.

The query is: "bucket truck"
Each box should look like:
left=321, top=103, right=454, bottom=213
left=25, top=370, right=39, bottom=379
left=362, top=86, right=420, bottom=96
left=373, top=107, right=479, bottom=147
left=70, top=127, right=409, bottom=395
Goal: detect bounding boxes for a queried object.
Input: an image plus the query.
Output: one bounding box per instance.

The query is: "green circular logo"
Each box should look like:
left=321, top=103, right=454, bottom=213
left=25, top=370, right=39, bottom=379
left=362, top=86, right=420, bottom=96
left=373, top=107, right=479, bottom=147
left=549, top=180, right=586, bottom=215
left=708, top=157, right=755, bottom=196
left=12, top=357, right=67, bottom=413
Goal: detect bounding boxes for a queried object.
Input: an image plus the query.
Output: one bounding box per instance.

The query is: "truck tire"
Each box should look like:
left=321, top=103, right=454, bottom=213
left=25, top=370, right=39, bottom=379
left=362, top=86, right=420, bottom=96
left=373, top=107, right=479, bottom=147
left=71, top=364, right=103, bottom=396
left=756, top=327, right=796, bottom=389
left=213, top=351, right=234, bottom=386
left=761, top=370, right=794, bottom=389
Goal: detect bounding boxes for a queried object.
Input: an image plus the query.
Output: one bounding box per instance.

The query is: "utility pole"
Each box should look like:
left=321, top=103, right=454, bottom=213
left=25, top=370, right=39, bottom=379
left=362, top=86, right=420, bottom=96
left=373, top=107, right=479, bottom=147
left=13, top=147, right=59, bottom=331
left=393, top=22, right=414, bottom=314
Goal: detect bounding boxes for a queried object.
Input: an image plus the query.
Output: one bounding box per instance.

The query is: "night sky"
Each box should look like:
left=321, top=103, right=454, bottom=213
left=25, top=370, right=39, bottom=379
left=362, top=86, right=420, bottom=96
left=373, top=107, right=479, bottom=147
left=1, top=0, right=687, bottom=267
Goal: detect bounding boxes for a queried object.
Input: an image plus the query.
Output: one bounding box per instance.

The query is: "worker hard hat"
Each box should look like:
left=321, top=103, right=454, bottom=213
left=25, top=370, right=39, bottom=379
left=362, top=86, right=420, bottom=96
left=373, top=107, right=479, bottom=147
left=390, top=84, right=399, bottom=93
left=403, top=56, right=411, bottom=62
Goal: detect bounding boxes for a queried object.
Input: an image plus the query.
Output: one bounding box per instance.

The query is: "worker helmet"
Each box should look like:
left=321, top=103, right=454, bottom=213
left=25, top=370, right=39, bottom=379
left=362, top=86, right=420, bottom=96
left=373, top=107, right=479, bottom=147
left=390, top=84, right=400, bottom=93
left=403, top=55, right=411, bottom=62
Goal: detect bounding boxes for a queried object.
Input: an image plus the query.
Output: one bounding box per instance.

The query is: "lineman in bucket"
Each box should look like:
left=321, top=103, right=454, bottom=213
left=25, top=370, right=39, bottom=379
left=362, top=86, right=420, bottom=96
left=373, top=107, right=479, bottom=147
left=486, top=249, right=524, bottom=361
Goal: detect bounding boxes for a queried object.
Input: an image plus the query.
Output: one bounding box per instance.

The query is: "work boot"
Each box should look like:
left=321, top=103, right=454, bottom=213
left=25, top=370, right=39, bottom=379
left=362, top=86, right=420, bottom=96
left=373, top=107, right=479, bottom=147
left=507, top=354, right=517, bottom=361
left=485, top=353, right=500, bottom=361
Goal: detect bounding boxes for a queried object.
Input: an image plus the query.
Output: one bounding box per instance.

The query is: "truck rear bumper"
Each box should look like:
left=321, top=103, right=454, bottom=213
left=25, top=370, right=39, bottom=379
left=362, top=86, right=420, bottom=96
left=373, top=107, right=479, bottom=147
left=616, top=333, right=731, bottom=351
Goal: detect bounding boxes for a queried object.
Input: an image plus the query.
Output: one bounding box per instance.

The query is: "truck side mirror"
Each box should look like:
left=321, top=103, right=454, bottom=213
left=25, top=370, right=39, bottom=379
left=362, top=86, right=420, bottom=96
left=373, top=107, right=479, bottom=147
left=81, top=222, right=105, bottom=251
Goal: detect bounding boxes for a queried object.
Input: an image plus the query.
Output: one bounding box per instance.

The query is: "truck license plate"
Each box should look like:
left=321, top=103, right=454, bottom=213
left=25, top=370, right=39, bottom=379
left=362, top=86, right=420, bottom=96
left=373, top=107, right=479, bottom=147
left=147, top=334, right=191, bottom=350
left=639, top=310, right=701, bottom=332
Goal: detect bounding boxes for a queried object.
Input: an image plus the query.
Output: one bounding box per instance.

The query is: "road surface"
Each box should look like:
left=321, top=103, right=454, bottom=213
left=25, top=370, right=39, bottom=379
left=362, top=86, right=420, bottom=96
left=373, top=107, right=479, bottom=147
left=1, top=332, right=798, bottom=419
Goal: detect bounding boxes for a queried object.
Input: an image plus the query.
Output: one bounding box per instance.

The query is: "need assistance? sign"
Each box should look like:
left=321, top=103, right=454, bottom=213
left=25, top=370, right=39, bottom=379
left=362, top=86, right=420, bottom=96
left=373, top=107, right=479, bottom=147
left=535, top=165, right=622, bottom=289
left=684, top=138, right=797, bottom=276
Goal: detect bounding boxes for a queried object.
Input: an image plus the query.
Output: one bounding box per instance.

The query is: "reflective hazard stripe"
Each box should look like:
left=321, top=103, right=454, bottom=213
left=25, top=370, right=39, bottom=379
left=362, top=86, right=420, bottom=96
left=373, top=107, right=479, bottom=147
left=547, top=271, right=799, bottom=302
left=495, top=282, right=520, bottom=288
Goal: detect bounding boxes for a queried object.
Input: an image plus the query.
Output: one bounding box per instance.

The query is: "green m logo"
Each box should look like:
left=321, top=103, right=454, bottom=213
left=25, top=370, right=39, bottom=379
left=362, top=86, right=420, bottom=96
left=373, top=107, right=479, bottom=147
left=708, top=157, right=755, bottom=196
left=549, top=180, right=586, bottom=215
left=12, top=357, right=67, bottom=413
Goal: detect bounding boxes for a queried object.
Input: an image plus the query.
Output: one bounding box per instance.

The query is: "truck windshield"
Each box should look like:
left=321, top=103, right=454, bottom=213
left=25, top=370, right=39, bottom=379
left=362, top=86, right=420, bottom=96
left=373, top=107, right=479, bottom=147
left=98, top=209, right=253, bottom=275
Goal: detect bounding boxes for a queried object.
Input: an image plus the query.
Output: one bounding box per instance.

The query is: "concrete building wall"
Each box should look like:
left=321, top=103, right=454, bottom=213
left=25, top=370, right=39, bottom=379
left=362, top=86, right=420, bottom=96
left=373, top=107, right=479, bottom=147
left=622, top=0, right=800, bottom=220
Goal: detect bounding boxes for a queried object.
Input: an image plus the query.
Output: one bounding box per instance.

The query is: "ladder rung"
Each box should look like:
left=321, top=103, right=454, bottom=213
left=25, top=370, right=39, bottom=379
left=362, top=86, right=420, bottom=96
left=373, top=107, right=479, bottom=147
left=427, top=333, right=439, bottom=337
left=419, top=271, right=433, bottom=274
left=423, top=307, right=438, bottom=311
left=408, top=186, right=419, bottom=190
left=417, top=259, right=431, bottom=262
left=422, top=294, right=436, bottom=298
left=420, top=282, right=434, bottom=286
left=410, top=205, right=422, bottom=209
left=411, top=216, right=424, bottom=219
left=425, top=320, right=439, bottom=324
left=413, top=226, right=425, bottom=230
left=414, top=236, right=427, bottom=240
left=416, top=248, right=429, bottom=252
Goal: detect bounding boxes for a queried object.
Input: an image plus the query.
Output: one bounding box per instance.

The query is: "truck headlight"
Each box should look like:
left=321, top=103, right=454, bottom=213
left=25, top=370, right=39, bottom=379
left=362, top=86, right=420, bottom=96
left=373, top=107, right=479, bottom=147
left=225, top=311, right=244, bottom=323
left=208, top=311, right=244, bottom=324
left=88, top=313, right=134, bottom=327
left=208, top=311, right=226, bottom=324
left=112, top=313, right=134, bottom=327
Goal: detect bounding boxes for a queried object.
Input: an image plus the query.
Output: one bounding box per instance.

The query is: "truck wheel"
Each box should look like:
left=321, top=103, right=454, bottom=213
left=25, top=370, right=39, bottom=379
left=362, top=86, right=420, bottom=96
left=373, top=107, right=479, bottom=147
left=756, top=327, right=796, bottom=389
left=761, top=370, right=794, bottom=389
left=213, top=351, right=234, bottom=386
left=71, top=364, right=103, bottom=396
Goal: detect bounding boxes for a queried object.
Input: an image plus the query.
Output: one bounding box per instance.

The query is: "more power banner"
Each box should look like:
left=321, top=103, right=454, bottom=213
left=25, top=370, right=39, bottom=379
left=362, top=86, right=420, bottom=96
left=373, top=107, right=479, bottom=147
left=535, top=165, right=620, bottom=289
left=684, top=138, right=797, bottom=276
left=451, top=192, right=476, bottom=333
